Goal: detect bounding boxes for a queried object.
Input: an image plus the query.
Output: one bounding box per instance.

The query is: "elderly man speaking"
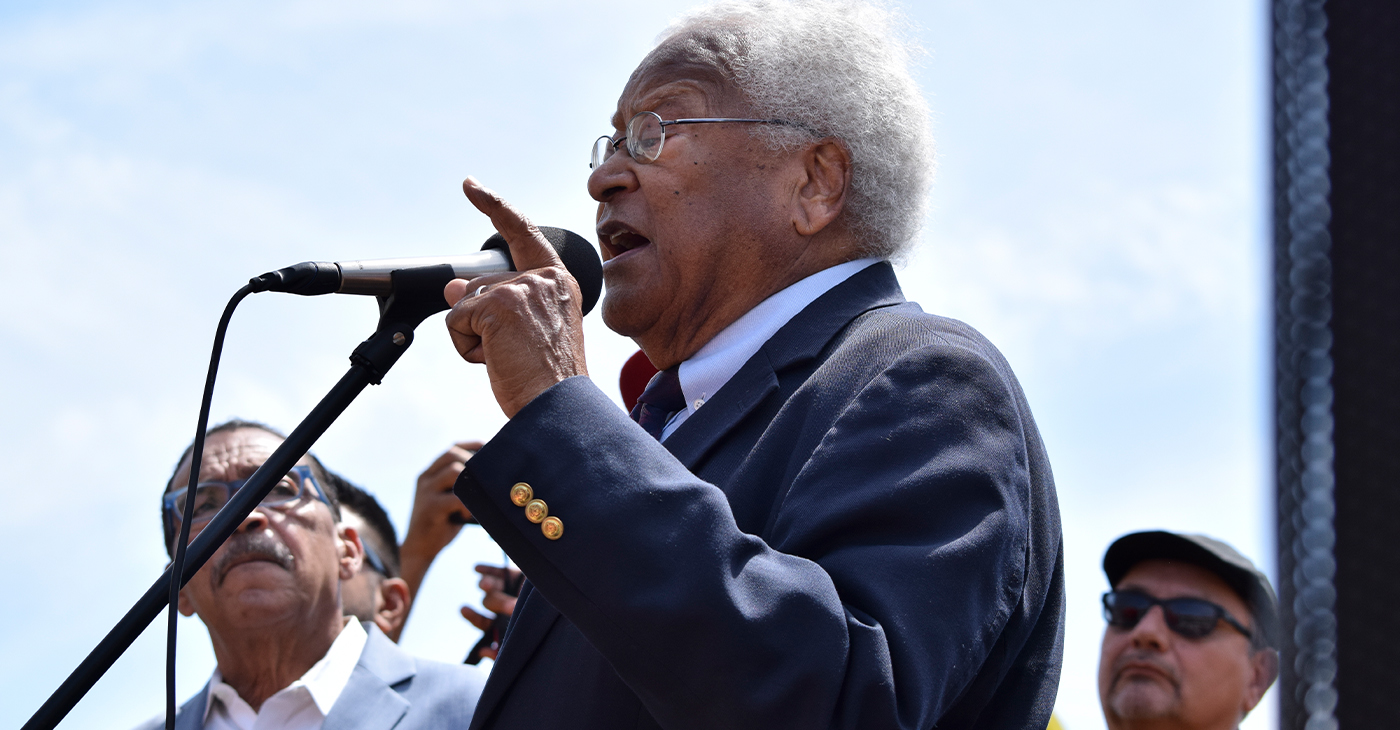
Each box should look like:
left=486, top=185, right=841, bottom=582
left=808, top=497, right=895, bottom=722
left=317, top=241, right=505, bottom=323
left=443, top=1, right=1064, bottom=729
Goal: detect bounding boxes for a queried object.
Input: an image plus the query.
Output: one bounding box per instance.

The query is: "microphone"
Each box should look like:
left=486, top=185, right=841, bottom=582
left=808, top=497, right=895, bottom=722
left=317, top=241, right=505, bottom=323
left=249, top=226, right=604, bottom=315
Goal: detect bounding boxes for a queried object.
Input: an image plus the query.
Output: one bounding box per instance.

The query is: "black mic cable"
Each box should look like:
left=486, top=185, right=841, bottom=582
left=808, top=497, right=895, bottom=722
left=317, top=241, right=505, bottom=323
left=165, top=284, right=254, bottom=729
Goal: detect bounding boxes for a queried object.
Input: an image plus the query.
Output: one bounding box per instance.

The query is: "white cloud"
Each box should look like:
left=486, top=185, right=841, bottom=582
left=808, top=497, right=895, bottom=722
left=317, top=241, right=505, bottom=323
left=904, top=176, right=1260, bottom=359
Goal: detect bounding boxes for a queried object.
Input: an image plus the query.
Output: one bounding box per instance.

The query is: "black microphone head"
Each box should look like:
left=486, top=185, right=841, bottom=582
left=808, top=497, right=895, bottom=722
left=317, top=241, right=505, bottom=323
left=482, top=226, right=604, bottom=316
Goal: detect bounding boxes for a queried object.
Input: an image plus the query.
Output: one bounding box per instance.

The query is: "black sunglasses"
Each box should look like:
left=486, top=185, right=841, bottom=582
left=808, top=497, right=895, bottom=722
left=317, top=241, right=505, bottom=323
left=1102, top=590, right=1253, bottom=641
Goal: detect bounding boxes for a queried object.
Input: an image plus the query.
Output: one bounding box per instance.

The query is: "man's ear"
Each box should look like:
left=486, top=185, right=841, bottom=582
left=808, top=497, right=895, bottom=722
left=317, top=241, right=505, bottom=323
left=791, top=138, right=852, bottom=237
left=376, top=577, right=412, bottom=643
left=338, top=524, right=365, bottom=581
left=177, top=587, right=197, bottom=617
left=1242, top=647, right=1280, bottom=715
left=165, top=561, right=199, bottom=617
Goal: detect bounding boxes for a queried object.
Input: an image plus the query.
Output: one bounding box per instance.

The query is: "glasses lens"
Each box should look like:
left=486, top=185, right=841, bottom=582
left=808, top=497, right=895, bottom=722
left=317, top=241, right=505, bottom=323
left=628, top=112, right=665, bottom=163
left=1104, top=591, right=1151, bottom=629
left=591, top=135, right=615, bottom=169
left=170, top=484, right=230, bottom=526
left=1162, top=598, right=1222, bottom=638
left=261, top=471, right=305, bottom=507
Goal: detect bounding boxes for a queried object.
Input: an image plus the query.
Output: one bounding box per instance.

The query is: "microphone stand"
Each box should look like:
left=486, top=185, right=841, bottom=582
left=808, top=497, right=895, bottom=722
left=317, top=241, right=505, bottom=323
left=23, top=264, right=458, bottom=730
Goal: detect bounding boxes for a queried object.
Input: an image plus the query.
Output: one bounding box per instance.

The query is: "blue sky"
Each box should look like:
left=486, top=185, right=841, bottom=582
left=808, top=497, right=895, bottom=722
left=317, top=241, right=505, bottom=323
left=0, top=1, right=1272, bottom=728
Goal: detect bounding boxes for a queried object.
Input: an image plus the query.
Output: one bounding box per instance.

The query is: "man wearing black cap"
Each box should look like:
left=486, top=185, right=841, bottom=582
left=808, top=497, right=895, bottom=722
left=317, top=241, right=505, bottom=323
left=1098, top=531, right=1280, bottom=730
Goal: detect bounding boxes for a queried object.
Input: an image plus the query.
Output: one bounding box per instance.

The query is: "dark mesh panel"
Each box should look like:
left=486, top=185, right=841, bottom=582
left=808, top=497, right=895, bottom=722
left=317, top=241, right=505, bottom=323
left=1326, top=0, right=1400, bottom=726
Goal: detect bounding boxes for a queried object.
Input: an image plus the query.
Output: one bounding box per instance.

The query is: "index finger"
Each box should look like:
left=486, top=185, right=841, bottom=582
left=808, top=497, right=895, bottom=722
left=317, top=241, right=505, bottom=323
left=462, top=176, right=563, bottom=273
left=474, top=564, right=511, bottom=578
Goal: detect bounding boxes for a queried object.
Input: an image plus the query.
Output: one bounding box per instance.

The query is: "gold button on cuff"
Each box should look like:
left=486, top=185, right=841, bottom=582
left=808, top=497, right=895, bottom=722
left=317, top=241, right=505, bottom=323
left=509, top=483, right=534, bottom=507
left=524, top=499, right=549, bottom=523
left=541, top=516, right=564, bottom=540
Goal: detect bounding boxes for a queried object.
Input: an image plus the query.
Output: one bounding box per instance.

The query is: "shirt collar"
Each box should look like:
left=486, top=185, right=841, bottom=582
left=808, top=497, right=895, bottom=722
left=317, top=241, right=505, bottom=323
left=204, top=618, right=368, bottom=724
left=664, top=258, right=879, bottom=440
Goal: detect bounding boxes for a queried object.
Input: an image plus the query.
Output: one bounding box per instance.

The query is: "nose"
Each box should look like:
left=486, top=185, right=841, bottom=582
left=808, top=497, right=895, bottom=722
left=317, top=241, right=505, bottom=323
left=1127, top=605, right=1173, bottom=651
left=175, top=505, right=272, bottom=550
left=588, top=151, right=639, bottom=203
left=236, top=506, right=273, bottom=534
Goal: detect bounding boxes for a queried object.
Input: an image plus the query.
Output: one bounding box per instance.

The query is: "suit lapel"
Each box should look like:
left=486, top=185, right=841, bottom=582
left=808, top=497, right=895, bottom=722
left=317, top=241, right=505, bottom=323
left=174, top=683, right=209, bottom=730
left=322, top=625, right=415, bottom=730
left=760, top=262, right=905, bottom=371
left=665, top=262, right=905, bottom=470
left=320, top=668, right=409, bottom=730
left=467, top=582, right=562, bottom=730
left=665, top=355, right=778, bottom=470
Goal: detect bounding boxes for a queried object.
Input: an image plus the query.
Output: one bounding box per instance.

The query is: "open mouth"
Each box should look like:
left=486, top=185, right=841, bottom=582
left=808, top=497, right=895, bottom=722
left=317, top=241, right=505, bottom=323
left=600, top=228, right=652, bottom=261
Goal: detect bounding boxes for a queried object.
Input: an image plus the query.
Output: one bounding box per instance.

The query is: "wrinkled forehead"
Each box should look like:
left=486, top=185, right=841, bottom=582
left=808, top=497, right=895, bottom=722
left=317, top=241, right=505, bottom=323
left=168, top=428, right=309, bottom=492
left=612, top=30, right=750, bottom=128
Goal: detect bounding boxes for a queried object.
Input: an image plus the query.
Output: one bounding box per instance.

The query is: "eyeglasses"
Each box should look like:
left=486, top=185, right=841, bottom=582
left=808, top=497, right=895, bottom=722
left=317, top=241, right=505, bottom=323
left=164, top=464, right=330, bottom=538
left=1102, top=590, right=1254, bottom=641
left=359, top=539, right=393, bottom=578
left=590, top=111, right=798, bottom=169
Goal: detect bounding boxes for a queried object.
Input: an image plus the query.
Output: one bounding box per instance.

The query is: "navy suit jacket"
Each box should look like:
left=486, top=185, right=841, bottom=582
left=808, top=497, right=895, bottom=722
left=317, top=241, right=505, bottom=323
left=456, top=263, right=1064, bottom=729
left=158, top=623, right=485, bottom=730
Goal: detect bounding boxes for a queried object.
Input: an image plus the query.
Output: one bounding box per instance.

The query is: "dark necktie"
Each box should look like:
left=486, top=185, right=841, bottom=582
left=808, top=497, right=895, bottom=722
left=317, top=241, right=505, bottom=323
left=629, top=366, right=685, bottom=441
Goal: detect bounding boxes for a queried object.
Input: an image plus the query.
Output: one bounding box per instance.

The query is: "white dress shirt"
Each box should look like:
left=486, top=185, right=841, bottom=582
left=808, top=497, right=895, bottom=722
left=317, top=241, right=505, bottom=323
left=661, top=258, right=880, bottom=441
left=202, top=618, right=368, bottom=730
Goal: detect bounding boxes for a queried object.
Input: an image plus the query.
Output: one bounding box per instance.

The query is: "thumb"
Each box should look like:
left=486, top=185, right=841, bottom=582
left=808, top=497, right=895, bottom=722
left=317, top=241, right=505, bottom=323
left=444, top=278, right=472, bottom=307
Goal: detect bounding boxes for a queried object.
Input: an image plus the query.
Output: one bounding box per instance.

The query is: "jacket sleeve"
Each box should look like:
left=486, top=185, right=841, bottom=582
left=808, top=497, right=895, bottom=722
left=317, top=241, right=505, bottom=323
left=455, top=342, right=1041, bottom=730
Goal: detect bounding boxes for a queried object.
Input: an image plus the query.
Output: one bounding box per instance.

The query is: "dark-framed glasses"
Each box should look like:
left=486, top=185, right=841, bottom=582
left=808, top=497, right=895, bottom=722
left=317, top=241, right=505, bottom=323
left=590, top=111, right=797, bottom=169
left=163, top=464, right=330, bottom=534
left=1102, top=589, right=1253, bottom=641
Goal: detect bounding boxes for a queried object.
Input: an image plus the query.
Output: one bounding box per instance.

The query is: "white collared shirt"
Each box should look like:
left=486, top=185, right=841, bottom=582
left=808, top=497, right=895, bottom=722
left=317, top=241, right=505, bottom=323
left=661, top=258, right=880, bottom=441
left=202, top=618, right=368, bottom=730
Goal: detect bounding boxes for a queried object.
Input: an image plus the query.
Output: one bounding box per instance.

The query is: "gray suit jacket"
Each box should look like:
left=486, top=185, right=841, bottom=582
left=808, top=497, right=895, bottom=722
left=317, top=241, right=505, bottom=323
left=156, top=623, right=485, bottom=729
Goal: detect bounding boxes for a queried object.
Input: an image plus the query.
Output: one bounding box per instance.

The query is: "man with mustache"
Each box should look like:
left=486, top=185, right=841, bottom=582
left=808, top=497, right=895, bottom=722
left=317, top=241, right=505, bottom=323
left=436, top=1, right=1063, bottom=728
left=1098, top=531, right=1280, bottom=730
left=155, top=420, right=486, bottom=729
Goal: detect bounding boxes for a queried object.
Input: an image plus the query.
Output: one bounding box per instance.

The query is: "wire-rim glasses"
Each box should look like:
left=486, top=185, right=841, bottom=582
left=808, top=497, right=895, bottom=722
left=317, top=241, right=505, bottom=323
left=1102, top=589, right=1253, bottom=641
left=590, top=111, right=799, bottom=169
left=163, top=464, right=330, bottom=537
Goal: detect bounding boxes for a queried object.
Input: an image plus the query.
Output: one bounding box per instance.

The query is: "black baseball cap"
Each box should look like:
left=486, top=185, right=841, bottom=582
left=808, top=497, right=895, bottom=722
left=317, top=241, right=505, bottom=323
left=1103, top=530, right=1280, bottom=649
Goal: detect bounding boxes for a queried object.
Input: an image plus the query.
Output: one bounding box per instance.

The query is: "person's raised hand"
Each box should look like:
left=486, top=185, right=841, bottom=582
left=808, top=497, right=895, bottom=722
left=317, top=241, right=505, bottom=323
left=398, top=441, right=484, bottom=600
left=458, top=563, right=523, bottom=662
left=445, top=177, right=589, bottom=418
left=475, top=564, right=521, bottom=617
left=460, top=604, right=496, bottom=632
left=458, top=605, right=500, bottom=660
